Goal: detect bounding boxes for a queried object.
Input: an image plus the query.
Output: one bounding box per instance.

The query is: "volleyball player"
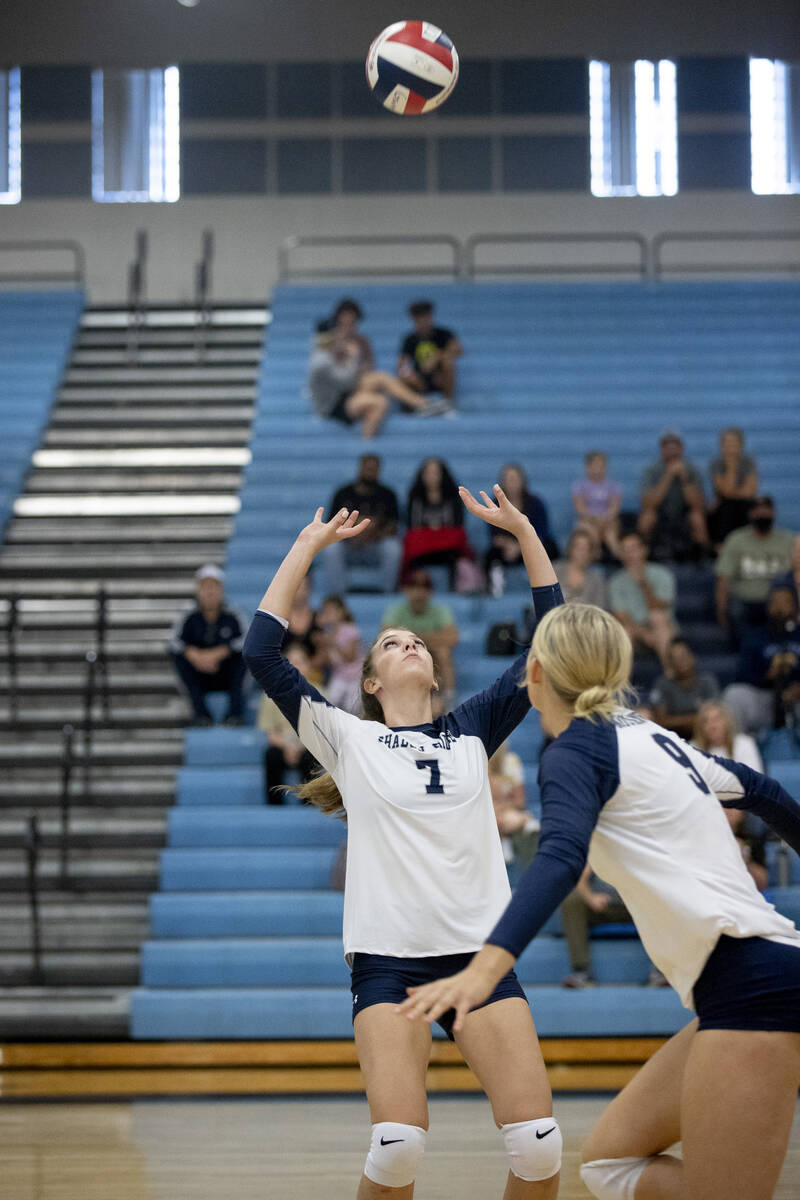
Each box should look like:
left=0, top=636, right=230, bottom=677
left=397, top=571, right=800, bottom=1200
left=242, top=485, right=564, bottom=1200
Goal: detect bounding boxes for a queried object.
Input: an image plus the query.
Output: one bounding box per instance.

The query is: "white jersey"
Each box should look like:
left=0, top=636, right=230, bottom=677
left=490, top=709, right=800, bottom=1008
left=242, top=595, right=563, bottom=961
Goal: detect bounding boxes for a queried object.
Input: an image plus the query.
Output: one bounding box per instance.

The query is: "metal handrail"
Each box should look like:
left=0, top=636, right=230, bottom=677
left=82, top=650, right=98, bottom=802
left=127, top=230, right=148, bottom=358
left=278, top=234, right=463, bottom=282
left=464, top=232, right=649, bottom=279
left=59, top=724, right=75, bottom=886
left=24, top=815, right=43, bottom=984
left=0, top=239, right=86, bottom=288
left=5, top=593, right=19, bottom=727
left=652, top=231, right=800, bottom=280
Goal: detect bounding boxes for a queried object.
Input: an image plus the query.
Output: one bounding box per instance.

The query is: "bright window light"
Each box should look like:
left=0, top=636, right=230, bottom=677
left=92, top=67, right=180, bottom=202
left=590, top=59, right=677, bottom=197
left=750, top=59, right=800, bottom=194
left=0, top=68, right=21, bottom=205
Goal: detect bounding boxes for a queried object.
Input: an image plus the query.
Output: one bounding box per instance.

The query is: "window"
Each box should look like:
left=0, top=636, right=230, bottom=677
left=589, top=59, right=677, bottom=196
left=0, top=68, right=21, bottom=204
left=750, top=59, right=800, bottom=194
left=92, top=67, right=180, bottom=202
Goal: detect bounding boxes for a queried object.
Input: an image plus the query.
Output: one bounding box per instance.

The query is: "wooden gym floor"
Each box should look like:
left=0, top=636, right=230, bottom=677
left=2, top=1094, right=800, bottom=1199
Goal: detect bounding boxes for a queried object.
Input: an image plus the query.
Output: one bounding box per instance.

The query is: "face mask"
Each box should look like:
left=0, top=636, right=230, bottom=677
left=752, top=516, right=774, bottom=534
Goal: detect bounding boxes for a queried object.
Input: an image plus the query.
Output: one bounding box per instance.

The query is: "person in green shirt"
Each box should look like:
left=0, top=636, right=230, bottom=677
left=381, top=568, right=460, bottom=708
left=715, top=495, right=795, bottom=642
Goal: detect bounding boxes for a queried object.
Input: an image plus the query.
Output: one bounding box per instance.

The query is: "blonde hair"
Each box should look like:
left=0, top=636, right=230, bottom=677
left=294, top=627, right=433, bottom=819
left=692, top=700, right=737, bottom=756
left=528, top=602, right=634, bottom=721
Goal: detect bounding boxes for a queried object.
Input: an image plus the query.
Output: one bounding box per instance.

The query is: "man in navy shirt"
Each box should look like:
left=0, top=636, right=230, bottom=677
left=723, top=585, right=800, bottom=736
left=169, top=565, right=247, bottom=726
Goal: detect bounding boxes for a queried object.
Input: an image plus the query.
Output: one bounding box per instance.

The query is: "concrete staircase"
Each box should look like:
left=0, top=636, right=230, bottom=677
left=0, top=303, right=267, bottom=1037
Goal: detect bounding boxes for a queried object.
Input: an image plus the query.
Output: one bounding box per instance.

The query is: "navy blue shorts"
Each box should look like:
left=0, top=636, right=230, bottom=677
left=350, top=952, right=527, bottom=1040
left=694, top=935, right=800, bottom=1033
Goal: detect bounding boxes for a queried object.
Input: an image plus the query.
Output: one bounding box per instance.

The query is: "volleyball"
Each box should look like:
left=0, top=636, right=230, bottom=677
left=366, top=21, right=459, bottom=115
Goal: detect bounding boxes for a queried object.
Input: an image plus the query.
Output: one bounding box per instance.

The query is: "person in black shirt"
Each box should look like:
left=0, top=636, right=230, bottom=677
left=397, top=299, right=462, bottom=401
left=320, top=454, right=402, bottom=594
left=169, top=565, right=248, bottom=726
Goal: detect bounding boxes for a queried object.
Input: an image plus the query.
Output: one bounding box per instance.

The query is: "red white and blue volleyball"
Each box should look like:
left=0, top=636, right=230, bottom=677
left=366, top=21, right=459, bottom=115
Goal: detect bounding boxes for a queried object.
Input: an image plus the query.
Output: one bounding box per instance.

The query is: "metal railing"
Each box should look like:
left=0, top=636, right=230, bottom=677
left=464, top=232, right=649, bottom=279
left=0, top=239, right=85, bottom=288
left=278, top=234, right=463, bottom=282
left=652, top=230, right=800, bottom=280
left=59, top=723, right=76, bottom=886
left=25, top=815, right=43, bottom=983
left=127, top=229, right=149, bottom=357
left=5, top=593, right=19, bottom=727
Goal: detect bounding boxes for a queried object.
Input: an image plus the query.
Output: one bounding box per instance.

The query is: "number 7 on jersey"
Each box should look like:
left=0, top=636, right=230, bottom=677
left=416, top=758, right=444, bottom=794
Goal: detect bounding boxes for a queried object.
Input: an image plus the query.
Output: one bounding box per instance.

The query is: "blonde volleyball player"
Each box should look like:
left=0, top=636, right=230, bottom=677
left=398, top=583, right=800, bottom=1200
left=243, top=486, right=563, bottom=1200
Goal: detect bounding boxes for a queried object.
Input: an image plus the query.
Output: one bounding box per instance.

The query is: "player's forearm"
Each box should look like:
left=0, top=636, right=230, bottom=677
left=258, top=540, right=316, bottom=622
left=517, top=521, right=558, bottom=588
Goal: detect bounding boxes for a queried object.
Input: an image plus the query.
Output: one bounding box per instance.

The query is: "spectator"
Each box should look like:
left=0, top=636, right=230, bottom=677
left=329, top=298, right=374, bottom=371
left=307, top=319, right=432, bottom=439
left=316, top=594, right=364, bottom=715
left=320, top=455, right=402, bottom=594
left=571, top=450, right=622, bottom=560
left=638, top=430, right=710, bottom=562
left=771, top=532, right=800, bottom=605
left=488, top=743, right=539, bottom=878
left=560, top=865, right=637, bottom=989
left=553, top=528, right=608, bottom=608
left=609, top=530, right=677, bottom=668
left=381, top=567, right=459, bottom=708
left=691, top=700, right=764, bottom=772
left=257, top=640, right=322, bottom=804
left=402, top=457, right=472, bottom=581
left=485, top=463, right=558, bottom=595
left=723, top=585, right=800, bottom=736
left=397, top=299, right=463, bottom=402
left=715, top=495, right=795, bottom=641
left=285, top=575, right=325, bottom=685
left=649, top=638, right=720, bottom=736
left=707, top=427, right=758, bottom=548
left=691, top=701, right=768, bottom=892
left=169, top=565, right=247, bottom=727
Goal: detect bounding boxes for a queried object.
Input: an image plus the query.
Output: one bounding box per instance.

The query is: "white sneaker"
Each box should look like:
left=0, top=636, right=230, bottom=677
left=417, top=396, right=451, bottom=417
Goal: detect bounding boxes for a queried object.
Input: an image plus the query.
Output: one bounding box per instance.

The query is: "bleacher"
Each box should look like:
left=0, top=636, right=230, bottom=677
left=0, top=291, right=83, bottom=536
left=132, top=279, right=800, bottom=1043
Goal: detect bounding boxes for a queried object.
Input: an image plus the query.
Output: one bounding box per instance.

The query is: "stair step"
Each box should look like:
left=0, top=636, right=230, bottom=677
left=0, top=669, right=174, bottom=690
left=72, top=347, right=262, bottom=366
left=0, top=775, right=176, bottom=807
left=0, top=740, right=183, bottom=767
left=65, top=365, right=258, bottom=384
left=0, top=951, right=141, bottom=986
left=50, top=406, right=255, bottom=426
left=0, top=576, right=203, bottom=598
left=10, top=495, right=237, bottom=519
left=0, top=701, right=191, bottom=730
left=44, top=427, right=250, bottom=446
left=24, top=472, right=242, bottom=494
left=34, top=448, right=251, bottom=468
left=59, top=384, right=257, bottom=402
left=78, top=328, right=264, bottom=348
left=0, top=988, right=130, bottom=1039
left=81, top=306, right=267, bottom=328
left=6, top=518, right=233, bottom=542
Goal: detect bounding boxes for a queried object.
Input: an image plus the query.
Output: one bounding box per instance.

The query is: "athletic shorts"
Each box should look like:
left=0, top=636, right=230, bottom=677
left=329, top=390, right=356, bottom=425
left=693, top=935, right=800, bottom=1033
left=350, top=951, right=527, bottom=1039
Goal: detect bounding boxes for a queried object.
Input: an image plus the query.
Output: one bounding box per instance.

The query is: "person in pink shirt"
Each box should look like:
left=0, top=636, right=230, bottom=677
left=571, top=451, right=622, bottom=560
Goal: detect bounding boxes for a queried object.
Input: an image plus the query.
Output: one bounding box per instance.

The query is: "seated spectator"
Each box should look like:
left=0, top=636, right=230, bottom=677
left=329, top=298, right=374, bottom=371
left=307, top=319, right=432, bottom=439
left=609, top=530, right=677, bottom=669
left=553, top=528, right=608, bottom=608
left=397, top=299, right=462, bottom=402
left=561, top=865, right=641, bottom=989
left=715, top=495, right=795, bottom=642
left=320, top=455, right=402, bottom=594
left=257, top=641, right=322, bottom=804
left=707, top=427, right=758, bottom=548
left=316, top=594, right=364, bottom=715
left=692, top=700, right=764, bottom=772
left=485, top=463, right=558, bottom=595
left=402, top=457, right=472, bottom=582
left=691, top=701, right=768, bottom=890
left=488, top=743, right=539, bottom=877
left=723, top=585, right=800, bottom=736
left=571, top=450, right=622, bottom=560
left=169, top=565, right=247, bottom=727
left=771, top=532, right=800, bottom=605
left=381, top=568, right=459, bottom=709
left=285, top=575, right=325, bottom=686
left=638, top=430, right=710, bottom=562
left=649, top=638, right=720, bottom=736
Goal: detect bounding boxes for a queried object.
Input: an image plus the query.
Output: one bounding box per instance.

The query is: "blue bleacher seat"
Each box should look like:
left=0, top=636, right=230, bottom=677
left=183, top=727, right=266, bottom=766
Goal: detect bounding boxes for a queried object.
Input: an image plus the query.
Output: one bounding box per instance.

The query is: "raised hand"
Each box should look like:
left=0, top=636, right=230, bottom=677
left=459, top=483, right=530, bottom=537
left=296, top=507, right=371, bottom=557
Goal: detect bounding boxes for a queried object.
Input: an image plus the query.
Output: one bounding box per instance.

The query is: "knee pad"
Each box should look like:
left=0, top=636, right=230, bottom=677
left=501, top=1117, right=563, bottom=1182
left=364, top=1122, right=426, bottom=1188
left=579, top=1156, right=651, bottom=1200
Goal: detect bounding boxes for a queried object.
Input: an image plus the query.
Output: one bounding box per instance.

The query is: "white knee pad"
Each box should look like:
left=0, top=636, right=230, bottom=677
left=364, top=1122, right=426, bottom=1188
left=501, top=1117, right=563, bottom=1182
left=579, top=1156, right=651, bottom=1200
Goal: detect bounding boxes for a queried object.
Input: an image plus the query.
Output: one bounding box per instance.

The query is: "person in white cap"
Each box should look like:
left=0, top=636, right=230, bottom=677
left=168, top=565, right=248, bottom=726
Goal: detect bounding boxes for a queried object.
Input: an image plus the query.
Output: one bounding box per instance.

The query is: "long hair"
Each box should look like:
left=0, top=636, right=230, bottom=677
left=528, top=602, right=634, bottom=721
left=294, top=627, right=432, bottom=819
left=692, top=701, right=737, bottom=757
left=407, top=457, right=462, bottom=528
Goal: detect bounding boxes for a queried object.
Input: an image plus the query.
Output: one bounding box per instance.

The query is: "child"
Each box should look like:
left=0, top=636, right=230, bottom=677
left=572, top=450, right=622, bottom=560
left=317, top=594, right=364, bottom=716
